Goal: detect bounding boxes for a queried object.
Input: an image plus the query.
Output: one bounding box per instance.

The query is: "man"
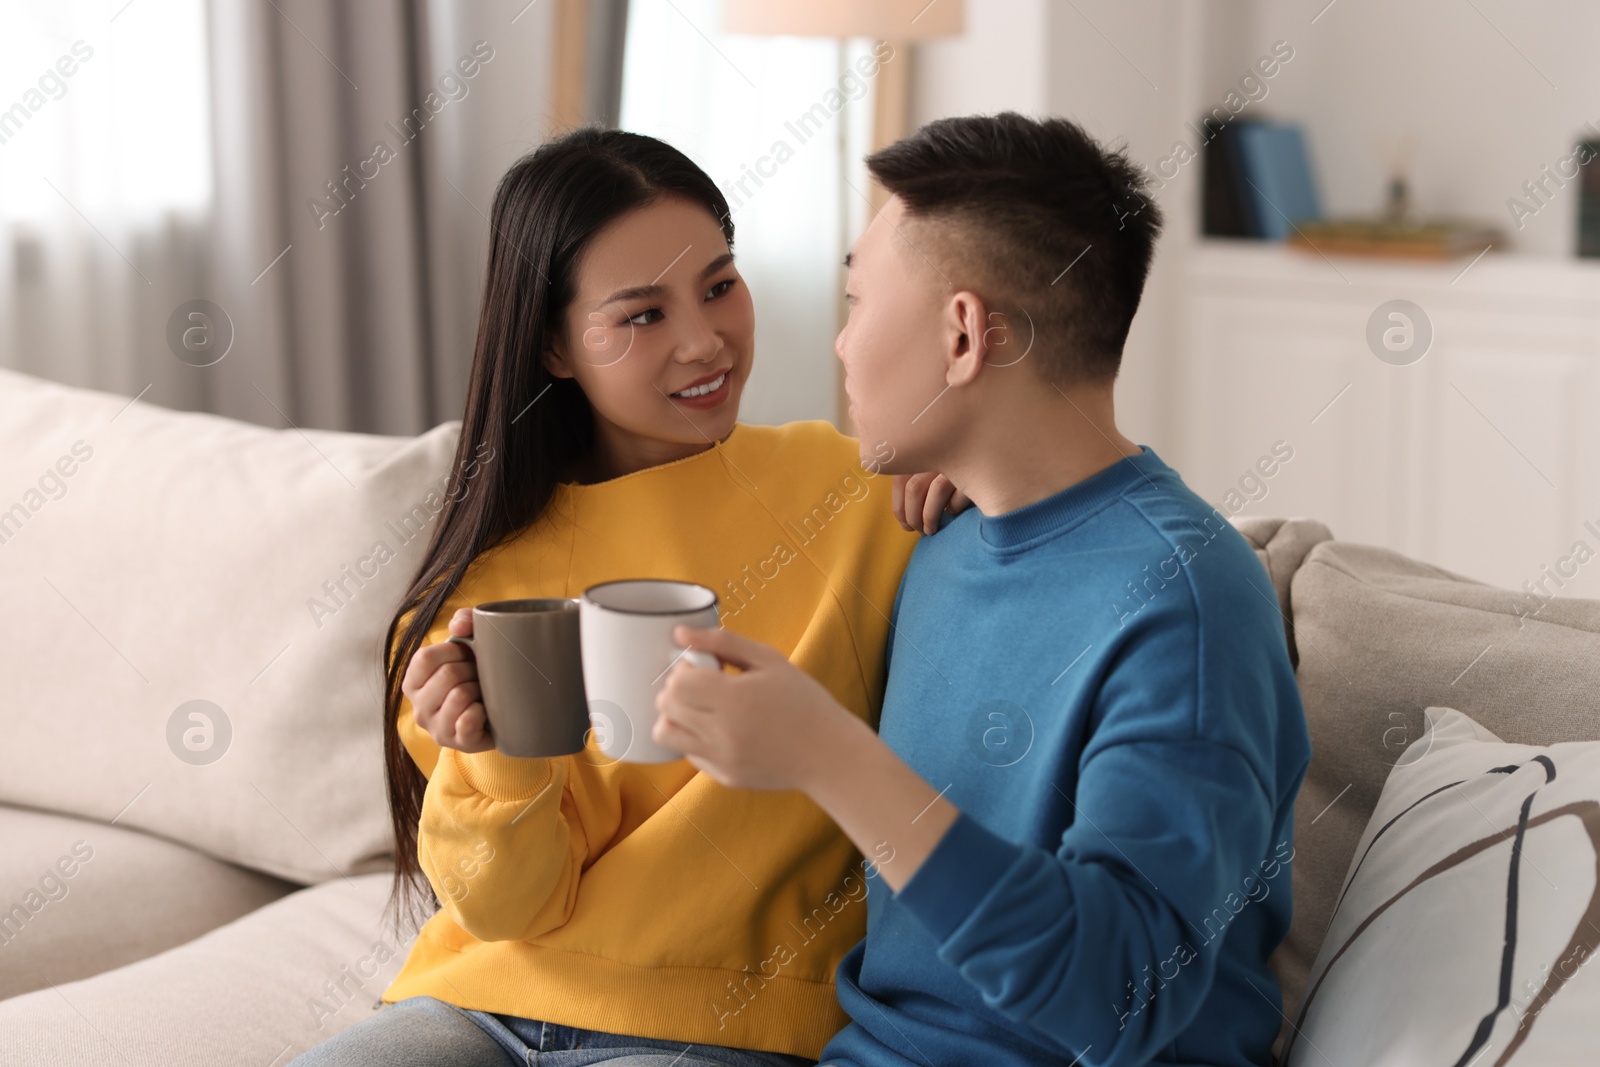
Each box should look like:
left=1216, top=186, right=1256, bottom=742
left=655, top=112, right=1311, bottom=1067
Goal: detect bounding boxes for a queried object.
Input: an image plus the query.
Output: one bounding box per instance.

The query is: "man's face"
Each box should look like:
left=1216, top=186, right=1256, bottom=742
left=835, top=196, right=953, bottom=474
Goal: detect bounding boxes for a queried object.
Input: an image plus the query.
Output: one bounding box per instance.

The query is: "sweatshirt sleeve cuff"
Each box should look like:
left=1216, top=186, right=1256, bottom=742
left=445, top=748, right=560, bottom=802
left=894, top=810, right=1023, bottom=943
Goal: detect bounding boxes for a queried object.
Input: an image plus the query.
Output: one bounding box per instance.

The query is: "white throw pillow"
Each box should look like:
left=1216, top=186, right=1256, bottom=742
left=1285, top=706, right=1600, bottom=1066
left=0, top=368, right=462, bottom=884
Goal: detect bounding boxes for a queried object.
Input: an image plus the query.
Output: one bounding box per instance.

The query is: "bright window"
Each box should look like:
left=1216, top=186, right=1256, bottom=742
left=620, top=0, right=878, bottom=426
left=0, top=0, right=212, bottom=224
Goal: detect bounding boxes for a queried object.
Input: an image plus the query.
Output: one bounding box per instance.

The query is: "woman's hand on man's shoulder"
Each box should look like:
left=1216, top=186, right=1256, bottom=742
left=891, top=473, right=970, bottom=535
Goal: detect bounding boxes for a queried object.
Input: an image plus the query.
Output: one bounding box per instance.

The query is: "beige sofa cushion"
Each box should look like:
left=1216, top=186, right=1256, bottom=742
left=0, top=804, right=295, bottom=1000
left=0, top=873, right=418, bottom=1066
left=1275, top=539, right=1600, bottom=1043
left=0, top=368, right=462, bottom=884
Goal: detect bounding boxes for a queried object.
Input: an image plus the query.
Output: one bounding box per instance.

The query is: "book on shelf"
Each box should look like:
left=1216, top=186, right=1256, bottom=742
left=1202, top=117, right=1321, bottom=240
left=1579, top=140, right=1600, bottom=258
left=1201, top=117, right=1251, bottom=238
left=1202, top=115, right=1505, bottom=259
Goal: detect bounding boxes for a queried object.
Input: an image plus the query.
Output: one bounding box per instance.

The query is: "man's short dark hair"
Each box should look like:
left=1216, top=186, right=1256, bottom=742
left=865, top=112, right=1162, bottom=385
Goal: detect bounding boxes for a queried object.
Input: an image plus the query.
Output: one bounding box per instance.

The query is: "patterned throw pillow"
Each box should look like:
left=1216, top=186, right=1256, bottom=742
left=1285, top=707, right=1600, bottom=1066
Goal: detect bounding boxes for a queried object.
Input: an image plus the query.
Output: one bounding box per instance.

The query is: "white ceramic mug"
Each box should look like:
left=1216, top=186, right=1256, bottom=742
left=579, top=579, right=719, bottom=763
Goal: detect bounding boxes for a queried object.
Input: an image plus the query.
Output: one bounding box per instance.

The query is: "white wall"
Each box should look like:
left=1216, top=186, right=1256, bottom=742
left=1240, top=0, right=1600, bottom=257
left=910, top=0, right=1049, bottom=125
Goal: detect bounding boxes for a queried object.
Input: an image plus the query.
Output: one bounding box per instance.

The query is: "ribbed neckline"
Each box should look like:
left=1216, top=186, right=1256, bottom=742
left=977, top=445, right=1167, bottom=550
left=555, top=424, right=740, bottom=496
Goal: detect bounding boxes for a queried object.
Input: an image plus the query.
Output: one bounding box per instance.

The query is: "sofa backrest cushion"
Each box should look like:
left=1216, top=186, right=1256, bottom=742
left=0, top=368, right=463, bottom=885
left=1274, top=537, right=1600, bottom=1041
left=1229, top=516, right=1335, bottom=668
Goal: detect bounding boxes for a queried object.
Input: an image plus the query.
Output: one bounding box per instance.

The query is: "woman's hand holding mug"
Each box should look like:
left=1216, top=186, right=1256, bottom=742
left=402, top=607, right=496, bottom=753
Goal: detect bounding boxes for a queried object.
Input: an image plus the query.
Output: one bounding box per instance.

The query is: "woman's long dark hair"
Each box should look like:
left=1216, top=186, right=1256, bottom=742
left=380, top=127, right=735, bottom=937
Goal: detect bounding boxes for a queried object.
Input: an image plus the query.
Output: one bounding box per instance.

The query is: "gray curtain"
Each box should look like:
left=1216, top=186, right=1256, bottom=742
left=202, top=0, right=560, bottom=435
left=0, top=2, right=647, bottom=434
left=587, top=0, right=632, bottom=128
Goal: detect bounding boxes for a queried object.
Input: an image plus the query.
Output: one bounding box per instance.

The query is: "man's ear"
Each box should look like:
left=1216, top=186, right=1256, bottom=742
left=944, top=290, right=991, bottom=388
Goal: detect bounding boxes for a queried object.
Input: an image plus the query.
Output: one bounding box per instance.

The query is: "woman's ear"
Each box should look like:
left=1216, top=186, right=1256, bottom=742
left=543, top=335, right=576, bottom=380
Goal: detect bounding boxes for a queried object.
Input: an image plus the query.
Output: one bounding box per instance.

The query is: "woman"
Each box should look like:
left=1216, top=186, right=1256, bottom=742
left=290, top=128, right=958, bottom=1066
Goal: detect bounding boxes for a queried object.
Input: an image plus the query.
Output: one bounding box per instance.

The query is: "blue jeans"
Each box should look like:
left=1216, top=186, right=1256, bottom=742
left=289, top=995, right=818, bottom=1066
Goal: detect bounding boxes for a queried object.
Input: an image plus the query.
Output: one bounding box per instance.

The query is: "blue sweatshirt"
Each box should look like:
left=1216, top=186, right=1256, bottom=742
left=820, top=446, right=1312, bottom=1067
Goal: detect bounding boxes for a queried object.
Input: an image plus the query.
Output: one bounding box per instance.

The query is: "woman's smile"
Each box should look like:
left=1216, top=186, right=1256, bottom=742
left=668, top=370, right=731, bottom=409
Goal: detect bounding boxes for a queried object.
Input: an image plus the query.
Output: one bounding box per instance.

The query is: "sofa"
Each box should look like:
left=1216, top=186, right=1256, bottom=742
left=2, top=365, right=1596, bottom=1065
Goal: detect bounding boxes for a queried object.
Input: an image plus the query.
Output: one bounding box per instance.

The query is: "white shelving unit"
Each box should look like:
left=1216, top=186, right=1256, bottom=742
left=909, top=0, right=1600, bottom=598
left=1175, top=239, right=1600, bottom=600
left=1145, top=0, right=1600, bottom=599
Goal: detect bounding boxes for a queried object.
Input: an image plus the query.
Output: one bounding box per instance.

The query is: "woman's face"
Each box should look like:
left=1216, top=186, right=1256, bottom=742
left=546, top=194, right=755, bottom=481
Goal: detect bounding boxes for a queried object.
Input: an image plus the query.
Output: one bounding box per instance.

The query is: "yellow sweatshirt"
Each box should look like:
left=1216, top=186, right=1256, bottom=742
left=381, top=421, right=917, bottom=1059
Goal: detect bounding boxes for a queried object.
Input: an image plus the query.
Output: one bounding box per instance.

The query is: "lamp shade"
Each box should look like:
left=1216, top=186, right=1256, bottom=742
left=724, top=0, right=963, bottom=40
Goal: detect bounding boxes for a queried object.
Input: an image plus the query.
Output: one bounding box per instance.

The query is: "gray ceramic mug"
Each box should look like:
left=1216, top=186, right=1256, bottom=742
left=445, top=598, right=590, bottom=759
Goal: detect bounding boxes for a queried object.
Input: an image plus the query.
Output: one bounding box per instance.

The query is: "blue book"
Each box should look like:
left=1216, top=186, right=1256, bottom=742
left=1203, top=117, right=1259, bottom=238
left=1233, top=122, right=1321, bottom=240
